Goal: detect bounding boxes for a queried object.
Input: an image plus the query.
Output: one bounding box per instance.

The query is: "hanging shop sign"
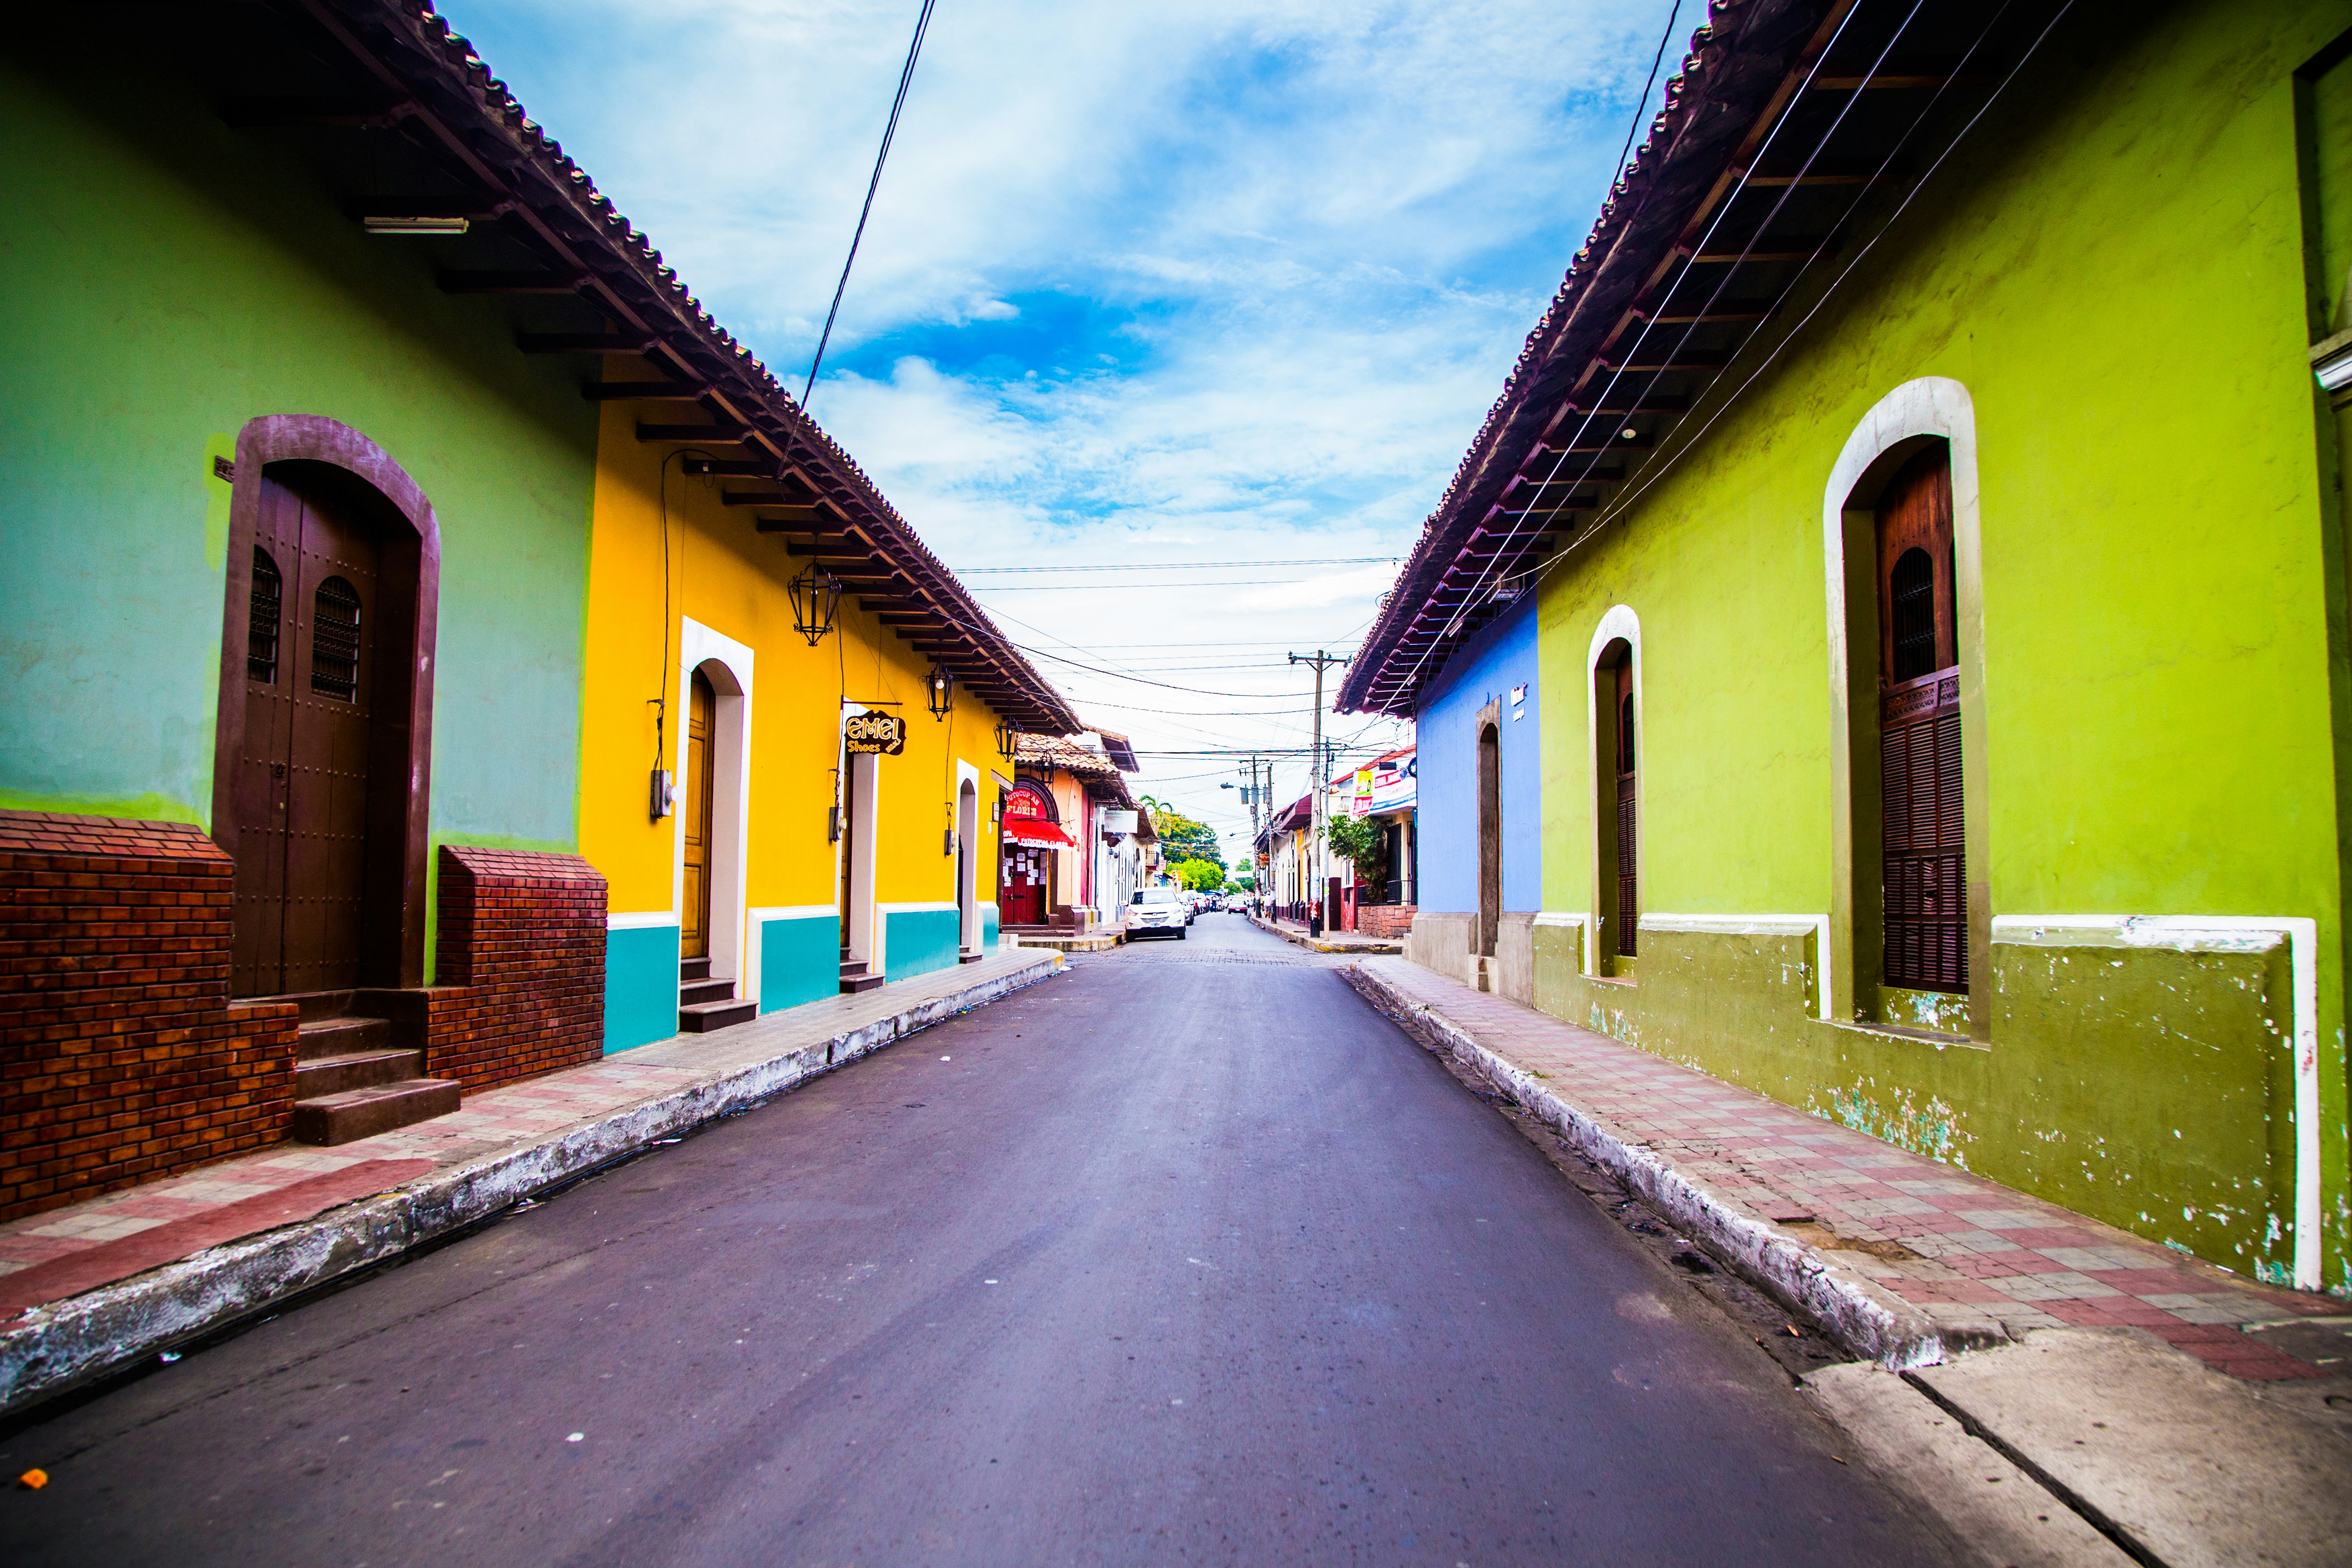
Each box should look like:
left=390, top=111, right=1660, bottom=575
left=844, top=711, right=905, bottom=755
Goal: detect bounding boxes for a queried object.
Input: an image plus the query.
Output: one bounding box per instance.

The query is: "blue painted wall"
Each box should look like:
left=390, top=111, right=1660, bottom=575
left=885, top=908, right=961, bottom=981
left=760, top=915, right=838, bottom=1014
left=1414, top=599, right=1542, bottom=914
left=604, top=922, right=679, bottom=1054
left=981, top=900, right=1001, bottom=953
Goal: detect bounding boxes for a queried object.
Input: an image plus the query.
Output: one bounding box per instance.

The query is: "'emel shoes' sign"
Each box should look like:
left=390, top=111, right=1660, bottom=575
left=844, top=711, right=905, bottom=755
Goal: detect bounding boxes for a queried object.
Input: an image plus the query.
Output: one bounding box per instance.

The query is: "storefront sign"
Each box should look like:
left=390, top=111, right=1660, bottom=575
left=1364, top=751, right=1416, bottom=816
left=844, top=711, right=905, bottom=755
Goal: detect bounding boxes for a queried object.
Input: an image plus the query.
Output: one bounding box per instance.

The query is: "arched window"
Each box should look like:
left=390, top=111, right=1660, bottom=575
left=1888, top=547, right=1937, bottom=682
left=310, top=576, right=363, bottom=700
left=1609, top=650, right=1637, bottom=959
left=247, top=547, right=281, bottom=685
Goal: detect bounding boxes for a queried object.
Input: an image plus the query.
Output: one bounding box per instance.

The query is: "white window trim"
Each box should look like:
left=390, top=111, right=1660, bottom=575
left=1584, top=605, right=1641, bottom=977
left=1821, top=376, right=1987, bottom=1036
left=675, top=617, right=754, bottom=997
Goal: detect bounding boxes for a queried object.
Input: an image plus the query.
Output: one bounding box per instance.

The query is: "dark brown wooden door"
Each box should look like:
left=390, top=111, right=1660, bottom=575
left=682, top=670, right=716, bottom=961
left=1877, top=445, right=1966, bottom=993
left=1614, top=658, right=1639, bottom=958
left=1476, top=724, right=1500, bottom=957
left=232, top=470, right=379, bottom=997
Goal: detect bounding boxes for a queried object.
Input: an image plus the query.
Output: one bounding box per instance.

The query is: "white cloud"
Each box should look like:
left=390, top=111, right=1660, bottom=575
left=438, top=0, right=1679, bottom=832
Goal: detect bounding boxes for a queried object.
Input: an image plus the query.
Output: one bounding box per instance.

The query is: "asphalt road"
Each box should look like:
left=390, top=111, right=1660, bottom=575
left=0, top=915, right=1953, bottom=1566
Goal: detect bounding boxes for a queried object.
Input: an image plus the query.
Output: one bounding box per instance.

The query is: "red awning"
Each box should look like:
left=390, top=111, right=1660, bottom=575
left=1004, top=817, right=1076, bottom=849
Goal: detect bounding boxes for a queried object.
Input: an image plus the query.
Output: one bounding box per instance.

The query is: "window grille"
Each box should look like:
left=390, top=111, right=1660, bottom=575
left=1889, top=547, right=1936, bottom=682
left=310, top=576, right=363, bottom=700
left=248, top=547, right=281, bottom=684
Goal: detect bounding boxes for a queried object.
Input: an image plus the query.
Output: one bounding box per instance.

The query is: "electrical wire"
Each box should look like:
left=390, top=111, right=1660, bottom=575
left=954, top=556, right=1399, bottom=575
left=1369, top=0, right=1926, bottom=710
left=803, top=0, right=939, bottom=408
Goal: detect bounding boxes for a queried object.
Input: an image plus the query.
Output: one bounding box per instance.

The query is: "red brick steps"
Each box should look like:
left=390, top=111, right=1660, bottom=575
left=289, top=1007, right=459, bottom=1146
left=678, top=956, right=756, bottom=1032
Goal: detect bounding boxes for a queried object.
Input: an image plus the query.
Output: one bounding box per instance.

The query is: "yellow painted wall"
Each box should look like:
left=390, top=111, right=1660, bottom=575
left=580, top=392, right=1017, bottom=926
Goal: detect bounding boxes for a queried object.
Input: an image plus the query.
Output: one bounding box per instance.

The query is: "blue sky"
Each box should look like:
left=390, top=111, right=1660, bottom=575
left=437, top=0, right=1683, bottom=854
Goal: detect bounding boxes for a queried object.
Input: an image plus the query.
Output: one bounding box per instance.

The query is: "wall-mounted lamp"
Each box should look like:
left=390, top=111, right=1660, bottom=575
left=926, top=664, right=955, bottom=720
left=994, top=719, right=1019, bottom=762
left=790, top=564, right=842, bottom=647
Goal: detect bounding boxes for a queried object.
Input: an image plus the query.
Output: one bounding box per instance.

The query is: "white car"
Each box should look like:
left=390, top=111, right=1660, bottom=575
left=1129, top=886, right=1188, bottom=939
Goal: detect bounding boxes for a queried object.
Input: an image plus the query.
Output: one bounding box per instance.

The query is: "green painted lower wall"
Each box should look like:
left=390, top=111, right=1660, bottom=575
left=760, top=915, right=839, bottom=1015
left=1530, top=921, right=2299, bottom=1282
left=981, top=901, right=1000, bottom=953
left=885, top=908, right=961, bottom=982
left=604, top=923, right=679, bottom=1055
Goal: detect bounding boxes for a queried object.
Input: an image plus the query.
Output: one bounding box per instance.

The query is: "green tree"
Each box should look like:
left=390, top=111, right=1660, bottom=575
left=1172, top=858, right=1226, bottom=892
left=1322, top=813, right=1387, bottom=896
left=1149, top=803, right=1224, bottom=870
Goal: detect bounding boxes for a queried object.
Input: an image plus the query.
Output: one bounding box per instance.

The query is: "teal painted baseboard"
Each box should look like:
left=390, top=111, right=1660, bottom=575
left=760, top=915, right=838, bottom=1013
left=981, top=900, right=1000, bottom=953
left=886, top=908, right=960, bottom=980
left=605, top=922, right=679, bottom=1054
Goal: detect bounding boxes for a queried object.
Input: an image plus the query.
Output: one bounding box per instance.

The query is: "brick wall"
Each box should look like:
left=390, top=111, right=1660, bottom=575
left=1359, top=903, right=1418, bottom=940
left=426, top=846, right=606, bottom=1093
left=0, top=810, right=296, bottom=1222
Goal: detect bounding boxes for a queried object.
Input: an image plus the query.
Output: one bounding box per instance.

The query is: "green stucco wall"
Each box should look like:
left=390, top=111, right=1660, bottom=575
left=0, top=60, right=598, bottom=868
left=1533, top=0, right=2352, bottom=1290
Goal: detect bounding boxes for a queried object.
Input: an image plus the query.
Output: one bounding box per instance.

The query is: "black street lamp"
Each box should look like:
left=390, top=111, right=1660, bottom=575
left=926, top=663, right=955, bottom=720
left=994, top=719, right=1019, bottom=762
left=789, top=564, right=841, bottom=647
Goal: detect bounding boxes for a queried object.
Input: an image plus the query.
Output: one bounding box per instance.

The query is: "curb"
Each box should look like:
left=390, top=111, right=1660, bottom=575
left=0, top=955, right=1062, bottom=1418
left=1246, top=913, right=1401, bottom=956
left=1343, top=962, right=1960, bottom=1370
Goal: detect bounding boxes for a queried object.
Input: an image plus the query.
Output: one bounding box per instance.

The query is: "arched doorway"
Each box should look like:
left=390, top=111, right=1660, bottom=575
left=1000, top=780, right=1058, bottom=926
left=1476, top=718, right=1501, bottom=958
left=213, top=419, right=438, bottom=997
left=957, top=777, right=980, bottom=955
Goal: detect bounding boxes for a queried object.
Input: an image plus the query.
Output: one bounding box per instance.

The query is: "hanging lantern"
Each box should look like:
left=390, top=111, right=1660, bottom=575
left=789, top=564, right=841, bottom=647
left=926, top=663, right=954, bottom=720
left=994, top=719, right=1019, bottom=761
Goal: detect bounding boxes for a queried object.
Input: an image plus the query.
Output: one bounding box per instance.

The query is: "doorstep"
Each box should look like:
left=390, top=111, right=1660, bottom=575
left=1345, top=956, right=2341, bottom=1374
left=0, top=949, right=1062, bottom=1416
left=1248, top=912, right=1401, bottom=954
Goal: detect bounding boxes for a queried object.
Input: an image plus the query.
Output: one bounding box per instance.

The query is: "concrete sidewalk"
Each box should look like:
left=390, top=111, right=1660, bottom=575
left=1248, top=912, right=1400, bottom=955
left=0, top=949, right=1060, bottom=1416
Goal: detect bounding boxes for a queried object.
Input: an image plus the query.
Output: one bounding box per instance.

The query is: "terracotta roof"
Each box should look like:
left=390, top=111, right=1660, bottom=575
left=1339, top=0, right=2013, bottom=715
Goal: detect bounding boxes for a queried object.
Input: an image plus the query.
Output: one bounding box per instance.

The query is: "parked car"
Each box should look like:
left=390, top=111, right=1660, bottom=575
left=1129, top=886, right=1188, bottom=939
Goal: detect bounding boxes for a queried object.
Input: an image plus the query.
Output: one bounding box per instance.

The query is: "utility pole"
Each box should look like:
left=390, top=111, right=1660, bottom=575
left=1288, top=649, right=1349, bottom=931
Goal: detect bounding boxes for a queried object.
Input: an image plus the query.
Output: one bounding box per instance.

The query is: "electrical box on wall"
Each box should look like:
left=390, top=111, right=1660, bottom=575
left=650, top=769, right=674, bottom=820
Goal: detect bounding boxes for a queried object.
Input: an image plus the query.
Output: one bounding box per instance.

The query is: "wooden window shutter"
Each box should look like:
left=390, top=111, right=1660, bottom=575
left=310, top=576, right=363, bottom=700
left=247, top=546, right=281, bottom=684
left=1614, top=659, right=1638, bottom=958
left=1876, top=446, right=1965, bottom=993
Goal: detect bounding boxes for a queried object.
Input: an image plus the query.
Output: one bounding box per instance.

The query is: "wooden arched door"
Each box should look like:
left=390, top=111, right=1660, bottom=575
left=232, top=467, right=382, bottom=997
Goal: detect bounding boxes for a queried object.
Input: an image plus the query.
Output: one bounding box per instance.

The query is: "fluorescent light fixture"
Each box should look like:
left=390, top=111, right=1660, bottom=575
left=363, top=215, right=470, bottom=236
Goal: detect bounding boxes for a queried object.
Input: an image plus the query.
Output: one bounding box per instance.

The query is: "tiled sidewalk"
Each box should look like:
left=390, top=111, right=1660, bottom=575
left=0, top=950, right=1059, bottom=1332
left=1354, top=957, right=2341, bottom=1380
left=1250, top=914, right=1400, bottom=954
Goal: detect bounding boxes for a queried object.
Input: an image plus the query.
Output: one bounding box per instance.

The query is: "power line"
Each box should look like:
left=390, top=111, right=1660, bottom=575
left=954, top=557, right=1399, bottom=575
left=802, top=0, right=939, bottom=407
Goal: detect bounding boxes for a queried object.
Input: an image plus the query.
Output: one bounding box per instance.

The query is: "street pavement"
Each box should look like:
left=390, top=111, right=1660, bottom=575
left=0, top=915, right=1954, bottom=1566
